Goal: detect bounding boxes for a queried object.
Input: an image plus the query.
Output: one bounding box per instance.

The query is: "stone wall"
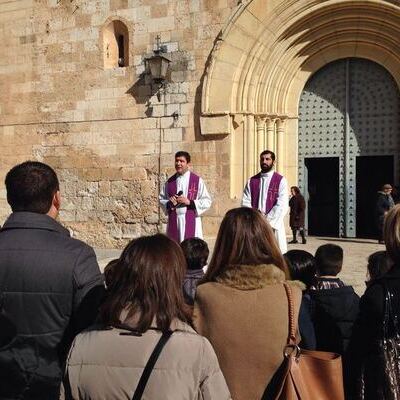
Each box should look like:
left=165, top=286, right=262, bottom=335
left=0, top=0, right=238, bottom=247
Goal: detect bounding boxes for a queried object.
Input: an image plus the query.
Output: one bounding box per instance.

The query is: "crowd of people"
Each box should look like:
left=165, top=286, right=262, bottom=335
left=1, top=160, right=400, bottom=400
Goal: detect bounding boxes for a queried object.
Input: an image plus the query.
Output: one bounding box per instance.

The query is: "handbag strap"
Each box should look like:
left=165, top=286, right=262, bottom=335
left=131, top=330, right=173, bottom=400
left=283, top=283, right=297, bottom=345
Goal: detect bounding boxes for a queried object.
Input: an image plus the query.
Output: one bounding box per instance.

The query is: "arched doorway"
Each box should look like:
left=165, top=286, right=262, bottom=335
left=298, top=58, right=400, bottom=238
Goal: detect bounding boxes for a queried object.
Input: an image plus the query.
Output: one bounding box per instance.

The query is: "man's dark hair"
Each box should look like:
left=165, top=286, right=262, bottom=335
left=175, top=151, right=191, bottom=163
left=315, top=244, right=344, bottom=276
left=260, top=150, right=275, bottom=161
left=180, top=237, right=209, bottom=270
left=5, top=161, right=59, bottom=214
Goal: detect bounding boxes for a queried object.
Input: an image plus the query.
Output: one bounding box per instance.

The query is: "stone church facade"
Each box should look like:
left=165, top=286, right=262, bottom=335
left=1, top=0, right=400, bottom=246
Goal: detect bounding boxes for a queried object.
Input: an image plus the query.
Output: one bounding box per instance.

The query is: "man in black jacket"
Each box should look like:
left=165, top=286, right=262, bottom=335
left=0, top=161, right=105, bottom=399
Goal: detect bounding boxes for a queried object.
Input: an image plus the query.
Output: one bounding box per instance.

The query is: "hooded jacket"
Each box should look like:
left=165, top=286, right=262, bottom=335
left=64, top=319, right=231, bottom=400
left=309, top=284, right=360, bottom=354
left=193, top=264, right=303, bottom=400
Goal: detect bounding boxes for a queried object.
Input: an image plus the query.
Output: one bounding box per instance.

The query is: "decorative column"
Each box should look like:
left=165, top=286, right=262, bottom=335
left=276, top=118, right=285, bottom=173
left=246, top=115, right=256, bottom=177
left=266, top=118, right=275, bottom=152
left=256, top=116, right=266, bottom=158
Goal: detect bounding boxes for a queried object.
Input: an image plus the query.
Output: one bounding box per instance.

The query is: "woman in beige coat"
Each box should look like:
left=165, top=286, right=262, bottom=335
left=193, top=207, right=303, bottom=400
left=64, top=234, right=231, bottom=400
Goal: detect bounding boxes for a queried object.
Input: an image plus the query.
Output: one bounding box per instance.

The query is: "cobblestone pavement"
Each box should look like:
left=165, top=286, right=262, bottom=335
left=95, top=236, right=385, bottom=297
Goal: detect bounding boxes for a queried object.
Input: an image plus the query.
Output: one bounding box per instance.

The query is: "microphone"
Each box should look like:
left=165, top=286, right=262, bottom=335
left=176, top=190, right=183, bottom=196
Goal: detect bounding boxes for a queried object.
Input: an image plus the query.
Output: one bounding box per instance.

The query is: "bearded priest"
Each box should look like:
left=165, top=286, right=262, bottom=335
left=242, top=150, right=289, bottom=253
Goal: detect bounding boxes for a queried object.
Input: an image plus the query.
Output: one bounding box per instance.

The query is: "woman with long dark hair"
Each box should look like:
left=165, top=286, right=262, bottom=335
left=64, top=234, right=230, bottom=399
left=284, top=250, right=316, bottom=350
left=193, top=207, right=303, bottom=400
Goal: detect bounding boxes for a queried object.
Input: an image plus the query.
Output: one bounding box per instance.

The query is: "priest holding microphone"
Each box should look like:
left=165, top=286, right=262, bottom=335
left=159, top=151, right=212, bottom=242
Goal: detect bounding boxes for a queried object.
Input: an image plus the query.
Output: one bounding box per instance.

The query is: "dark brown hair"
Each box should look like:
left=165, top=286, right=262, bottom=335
left=291, top=186, right=300, bottom=195
left=5, top=161, right=59, bottom=213
left=315, top=244, right=343, bottom=276
left=100, top=234, right=191, bottom=332
left=260, top=150, right=276, bottom=161
left=175, top=151, right=191, bottom=163
left=284, top=250, right=316, bottom=288
left=384, top=204, right=400, bottom=264
left=203, top=207, right=289, bottom=281
left=181, top=237, right=209, bottom=270
left=367, top=251, right=391, bottom=281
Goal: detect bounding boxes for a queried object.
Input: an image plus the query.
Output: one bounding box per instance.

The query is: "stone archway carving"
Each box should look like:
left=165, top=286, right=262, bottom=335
left=201, top=0, right=400, bottom=198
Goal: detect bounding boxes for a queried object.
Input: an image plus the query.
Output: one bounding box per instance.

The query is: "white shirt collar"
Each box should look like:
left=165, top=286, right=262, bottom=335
left=177, top=169, right=190, bottom=178
left=260, top=169, right=274, bottom=178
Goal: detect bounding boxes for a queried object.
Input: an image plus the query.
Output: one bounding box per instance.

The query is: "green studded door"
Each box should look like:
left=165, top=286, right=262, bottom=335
left=298, top=58, right=400, bottom=237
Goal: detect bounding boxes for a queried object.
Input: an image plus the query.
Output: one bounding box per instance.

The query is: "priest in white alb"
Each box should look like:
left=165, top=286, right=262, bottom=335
left=160, top=151, right=212, bottom=242
left=242, top=150, right=289, bottom=253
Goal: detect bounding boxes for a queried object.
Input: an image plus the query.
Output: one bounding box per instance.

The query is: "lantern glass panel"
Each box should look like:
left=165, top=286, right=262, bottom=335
left=160, top=59, right=169, bottom=79
left=149, top=58, right=162, bottom=80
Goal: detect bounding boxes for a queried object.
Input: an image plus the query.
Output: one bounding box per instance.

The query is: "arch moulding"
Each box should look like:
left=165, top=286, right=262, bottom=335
left=200, top=0, right=400, bottom=197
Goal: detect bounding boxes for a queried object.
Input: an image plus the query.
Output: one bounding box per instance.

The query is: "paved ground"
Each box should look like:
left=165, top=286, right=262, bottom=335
left=95, top=236, right=385, bottom=297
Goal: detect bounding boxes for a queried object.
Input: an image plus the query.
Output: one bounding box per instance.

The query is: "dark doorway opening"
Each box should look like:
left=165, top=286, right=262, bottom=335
left=356, top=155, right=394, bottom=238
left=306, top=157, right=340, bottom=237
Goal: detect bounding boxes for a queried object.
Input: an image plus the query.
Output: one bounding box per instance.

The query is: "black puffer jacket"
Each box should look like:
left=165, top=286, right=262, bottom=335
left=347, top=267, right=400, bottom=399
left=310, top=285, right=360, bottom=354
left=0, top=212, right=105, bottom=400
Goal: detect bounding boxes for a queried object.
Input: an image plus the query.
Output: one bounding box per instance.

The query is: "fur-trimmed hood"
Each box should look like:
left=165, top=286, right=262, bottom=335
left=214, top=264, right=305, bottom=291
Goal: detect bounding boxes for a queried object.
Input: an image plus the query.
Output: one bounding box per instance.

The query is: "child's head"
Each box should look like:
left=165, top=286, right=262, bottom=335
left=284, top=250, right=316, bottom=289
left=315, top=244, right=343, bottom=276
left=367, top=251, right=391, bottom=281
left=104, top=259, right=120, bottom=289
left=180, top=237, right=209, bottom=271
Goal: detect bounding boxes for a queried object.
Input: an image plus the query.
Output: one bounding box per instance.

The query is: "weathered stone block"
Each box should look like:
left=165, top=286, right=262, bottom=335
left=59, top=210, right=76, bottom=223
left=110, top=0, right=129, bottom=10
left=122, top=167, right=147, bottom=180
left=163, top=127, right=182, bottom=142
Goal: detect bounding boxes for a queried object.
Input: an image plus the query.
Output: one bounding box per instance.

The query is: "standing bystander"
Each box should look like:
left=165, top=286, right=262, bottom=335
left=0, top=161, right=105, bottom=399
left=288, top=186, right=307, bottom=244
left=375, top=183, right=395, bottom=244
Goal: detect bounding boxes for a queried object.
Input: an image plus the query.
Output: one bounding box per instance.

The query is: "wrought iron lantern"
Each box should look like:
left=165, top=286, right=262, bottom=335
left=145, top=36, right=171, bottom=83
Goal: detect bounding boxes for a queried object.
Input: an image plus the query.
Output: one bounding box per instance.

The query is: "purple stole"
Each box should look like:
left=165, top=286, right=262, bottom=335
left=166, top=172, right=200, bottom=242
left=250, top=172, right=283, bottom=214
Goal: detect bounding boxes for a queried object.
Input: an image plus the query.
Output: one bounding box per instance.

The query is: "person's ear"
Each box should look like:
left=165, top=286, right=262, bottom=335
left=53, top=190, right=61, bottom=211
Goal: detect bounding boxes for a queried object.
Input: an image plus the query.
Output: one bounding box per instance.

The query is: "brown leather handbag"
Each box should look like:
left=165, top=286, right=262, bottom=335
left=265, top=283, right=345, bottom=400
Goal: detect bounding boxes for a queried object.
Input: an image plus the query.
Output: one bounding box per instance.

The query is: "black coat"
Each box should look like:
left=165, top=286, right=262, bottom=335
left=289, top=194, right=305, bottom=229
left=375, top=191, right=394, bottom=228
left=0, top=212, right=105, bottom=399
left=298, top=293, right=316, bottom=350
left=309, top=286, right=360, bottom=355
left=347, top=267, right=400, bottom=399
